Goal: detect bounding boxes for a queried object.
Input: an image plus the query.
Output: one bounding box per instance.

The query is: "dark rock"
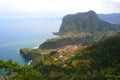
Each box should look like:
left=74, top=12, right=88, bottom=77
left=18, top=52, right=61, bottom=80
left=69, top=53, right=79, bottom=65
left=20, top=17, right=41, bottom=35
left=57, top=10, right=120, bottom=36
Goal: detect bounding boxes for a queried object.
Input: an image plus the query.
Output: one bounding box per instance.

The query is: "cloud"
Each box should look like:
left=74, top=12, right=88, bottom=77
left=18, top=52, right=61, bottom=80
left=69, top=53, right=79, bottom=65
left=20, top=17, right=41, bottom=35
left=0, top=0, right=120, bottom=18
left=0, top=0, right=104, bottom=13
left=101, top=0, right=120, bottom=13
left=110, top=0, right=120, bottom=3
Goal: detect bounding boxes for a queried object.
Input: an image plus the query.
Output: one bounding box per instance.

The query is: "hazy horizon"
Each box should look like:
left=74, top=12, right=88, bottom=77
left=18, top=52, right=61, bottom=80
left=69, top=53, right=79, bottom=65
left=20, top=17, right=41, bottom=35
left=0, top=18, right=61, bottom=44
left=0, top=0, right=120, bottom=19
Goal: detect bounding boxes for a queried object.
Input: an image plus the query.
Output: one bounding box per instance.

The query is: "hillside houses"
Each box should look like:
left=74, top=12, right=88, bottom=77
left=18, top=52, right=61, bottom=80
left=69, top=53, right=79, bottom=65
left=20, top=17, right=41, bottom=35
left=57, top=45, right=78, bottom=53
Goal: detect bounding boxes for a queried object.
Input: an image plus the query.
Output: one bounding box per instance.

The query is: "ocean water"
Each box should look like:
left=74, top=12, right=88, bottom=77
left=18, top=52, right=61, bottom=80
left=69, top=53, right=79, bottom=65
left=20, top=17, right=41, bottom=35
left=0, top=18, right=61, bottom=64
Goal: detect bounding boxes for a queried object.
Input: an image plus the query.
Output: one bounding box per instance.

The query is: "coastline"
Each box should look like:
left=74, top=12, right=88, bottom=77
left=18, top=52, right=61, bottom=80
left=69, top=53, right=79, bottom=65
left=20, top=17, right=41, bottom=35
left=28, top=60, right=32, bottom=66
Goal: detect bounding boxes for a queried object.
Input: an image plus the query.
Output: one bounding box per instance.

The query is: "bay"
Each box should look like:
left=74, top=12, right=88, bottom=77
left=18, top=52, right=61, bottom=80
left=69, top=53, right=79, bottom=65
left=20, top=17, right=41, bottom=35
left=0, top=18, right=61, bottom=64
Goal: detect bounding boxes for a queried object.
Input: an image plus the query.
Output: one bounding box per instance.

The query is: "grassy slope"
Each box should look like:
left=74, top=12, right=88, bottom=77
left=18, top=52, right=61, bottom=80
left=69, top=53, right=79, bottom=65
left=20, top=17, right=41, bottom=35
left=30, top=32, right=120, bottom=80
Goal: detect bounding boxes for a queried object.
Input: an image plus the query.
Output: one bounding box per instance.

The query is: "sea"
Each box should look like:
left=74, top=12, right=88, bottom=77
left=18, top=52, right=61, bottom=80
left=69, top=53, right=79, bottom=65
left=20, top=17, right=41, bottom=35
left=0, top=18, right=61, bottom=64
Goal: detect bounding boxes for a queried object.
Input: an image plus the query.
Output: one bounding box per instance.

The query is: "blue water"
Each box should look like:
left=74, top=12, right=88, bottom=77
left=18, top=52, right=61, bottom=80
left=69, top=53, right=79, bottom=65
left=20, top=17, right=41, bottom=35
left=0, top=18, right=61, bottom=64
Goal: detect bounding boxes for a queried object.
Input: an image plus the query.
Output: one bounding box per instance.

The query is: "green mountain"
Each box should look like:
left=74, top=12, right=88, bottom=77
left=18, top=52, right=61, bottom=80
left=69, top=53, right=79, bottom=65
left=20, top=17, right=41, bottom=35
left=33, top=32, right=120, bottom=80
left=39, top=32, right=103, bottom=49
left=87, top=32, right=120, bottom=68
left=18, top=11, right=120, bottom=80
left=1, top=32, right=120, bottom=80
left=55, top=10, right=120, bottom=36
left=40, top=11, right=120, bottom=49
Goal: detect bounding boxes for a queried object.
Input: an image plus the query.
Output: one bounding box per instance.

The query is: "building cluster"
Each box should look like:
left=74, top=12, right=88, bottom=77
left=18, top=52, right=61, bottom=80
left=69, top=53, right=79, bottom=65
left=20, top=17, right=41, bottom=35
left=57, top=45, right=78, bottom=53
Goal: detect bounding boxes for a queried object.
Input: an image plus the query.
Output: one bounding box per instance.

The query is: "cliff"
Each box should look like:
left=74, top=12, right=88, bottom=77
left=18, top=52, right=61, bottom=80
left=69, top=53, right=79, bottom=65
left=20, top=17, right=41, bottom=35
left=20, top=48, right=42, bottom=60
left=40, top=11, right=120, bottom=49
left=56, top=10, right=120, bottom=36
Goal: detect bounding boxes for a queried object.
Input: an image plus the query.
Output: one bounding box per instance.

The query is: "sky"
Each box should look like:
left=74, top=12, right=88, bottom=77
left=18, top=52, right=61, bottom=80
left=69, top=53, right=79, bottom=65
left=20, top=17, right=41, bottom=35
left=0, top=0, right=120, bottom=19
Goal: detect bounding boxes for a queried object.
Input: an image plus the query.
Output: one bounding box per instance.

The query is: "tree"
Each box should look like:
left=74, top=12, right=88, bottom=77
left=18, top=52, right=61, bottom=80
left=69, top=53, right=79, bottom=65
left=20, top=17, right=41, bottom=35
left=0, top=60, right=41, bottom=80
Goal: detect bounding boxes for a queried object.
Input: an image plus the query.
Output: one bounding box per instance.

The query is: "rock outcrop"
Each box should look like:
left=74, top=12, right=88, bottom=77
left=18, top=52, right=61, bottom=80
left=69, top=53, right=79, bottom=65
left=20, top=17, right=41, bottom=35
left=56, top=10, right=120, bottom=36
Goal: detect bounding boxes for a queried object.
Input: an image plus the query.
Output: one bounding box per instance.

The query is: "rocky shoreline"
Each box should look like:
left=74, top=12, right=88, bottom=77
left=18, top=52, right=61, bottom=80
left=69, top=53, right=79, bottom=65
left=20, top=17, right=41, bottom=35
left=19, top=49, right=33, bottom=60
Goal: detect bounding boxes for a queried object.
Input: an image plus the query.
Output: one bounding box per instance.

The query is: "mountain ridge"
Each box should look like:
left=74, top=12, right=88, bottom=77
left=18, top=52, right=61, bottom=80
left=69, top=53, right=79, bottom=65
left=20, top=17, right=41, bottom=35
left=55, top=10, right=120, bottom=36
left=98, top=13, right=120, bottom=24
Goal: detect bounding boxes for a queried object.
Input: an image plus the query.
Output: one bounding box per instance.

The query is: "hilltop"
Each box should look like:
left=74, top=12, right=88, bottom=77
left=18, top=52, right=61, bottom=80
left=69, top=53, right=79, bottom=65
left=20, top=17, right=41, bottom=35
left=40, top=11, right=120, bottom=49
left=54, top=10, right=120, bottom=36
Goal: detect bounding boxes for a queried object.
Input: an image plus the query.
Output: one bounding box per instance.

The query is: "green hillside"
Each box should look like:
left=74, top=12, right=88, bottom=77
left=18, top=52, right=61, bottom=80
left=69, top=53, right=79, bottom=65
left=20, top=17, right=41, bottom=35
left=20, top=32, right=120, bottom=80
left=56, top=11, right=120, bottom=36
left=41, top=11, right=120, bottom=49
left=1, top=31, right=120, bottom=80
left=28, top=32, right=119, bottom=80
left=6, top=10, right=120, bottom=79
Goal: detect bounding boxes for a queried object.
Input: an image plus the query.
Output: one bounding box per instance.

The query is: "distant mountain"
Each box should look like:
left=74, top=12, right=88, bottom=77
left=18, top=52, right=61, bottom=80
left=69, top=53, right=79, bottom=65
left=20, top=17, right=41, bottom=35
left=98, top=13, right=120, bottom=24
left=55, top=10, right=120, bottom=36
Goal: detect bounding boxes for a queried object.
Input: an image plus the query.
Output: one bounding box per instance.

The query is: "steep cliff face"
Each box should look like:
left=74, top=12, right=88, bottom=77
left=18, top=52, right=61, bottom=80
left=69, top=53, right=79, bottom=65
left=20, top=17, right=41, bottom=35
left=57, top=10, right=120, bottom=36
left=59, top=11, right=98, bottom=34
left=40, top=11, right=120, bottom=49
